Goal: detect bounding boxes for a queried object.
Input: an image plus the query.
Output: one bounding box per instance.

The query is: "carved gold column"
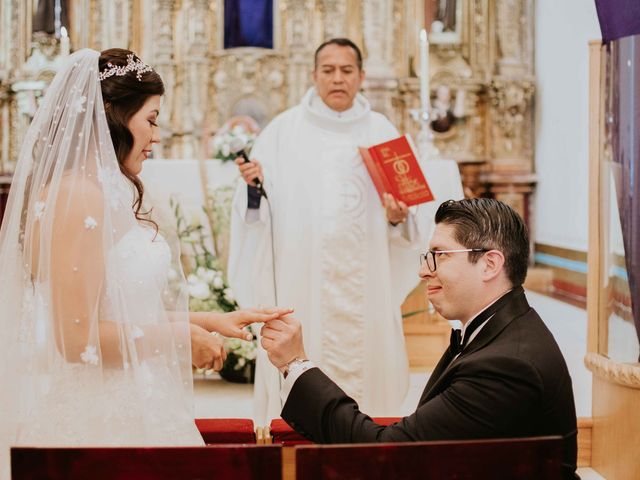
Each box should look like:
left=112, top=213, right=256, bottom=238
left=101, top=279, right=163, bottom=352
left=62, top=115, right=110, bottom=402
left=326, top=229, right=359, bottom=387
left=486, top=0, right=536, bottom=227
left=102, top=0, right=132, bottom=49
left=151, top=0, right=176, bottom=158
left=319, top=0, right=348, bottom=39
left=280, top=0, right=316, bottom=108
left=170, top=0, right=212, bottom=158
left=362, top=0, right=397, bottom=120
left=3, top=0, right=38, bottom=174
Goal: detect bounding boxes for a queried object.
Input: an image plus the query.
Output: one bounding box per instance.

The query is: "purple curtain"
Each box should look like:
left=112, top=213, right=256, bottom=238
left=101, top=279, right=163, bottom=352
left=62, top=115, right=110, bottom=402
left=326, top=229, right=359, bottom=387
left=224, top=0, right=273, bottom=49
left=609, top=34, right=640, bottom=359
left=595, top=0, right=640, bottom=43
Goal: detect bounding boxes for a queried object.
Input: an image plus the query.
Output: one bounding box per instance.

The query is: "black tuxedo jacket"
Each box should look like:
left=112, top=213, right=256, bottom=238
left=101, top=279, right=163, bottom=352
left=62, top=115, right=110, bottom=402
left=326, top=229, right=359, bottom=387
left=281, top=288, right=579, bottom=479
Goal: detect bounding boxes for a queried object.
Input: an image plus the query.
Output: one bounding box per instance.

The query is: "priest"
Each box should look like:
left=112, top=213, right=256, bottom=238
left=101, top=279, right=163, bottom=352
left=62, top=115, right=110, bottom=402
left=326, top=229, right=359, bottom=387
left=228, top=38, right=431, bottom=424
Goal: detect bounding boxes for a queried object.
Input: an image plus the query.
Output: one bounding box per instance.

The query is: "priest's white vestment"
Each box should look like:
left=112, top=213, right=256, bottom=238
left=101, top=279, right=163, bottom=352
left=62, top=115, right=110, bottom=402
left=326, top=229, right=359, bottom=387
left=228, top=88, right=431, bottom=424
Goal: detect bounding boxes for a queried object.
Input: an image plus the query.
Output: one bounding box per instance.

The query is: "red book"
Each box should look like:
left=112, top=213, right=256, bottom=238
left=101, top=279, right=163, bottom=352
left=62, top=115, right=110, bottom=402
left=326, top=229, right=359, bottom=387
left=359, top=134, right=435, bottom=207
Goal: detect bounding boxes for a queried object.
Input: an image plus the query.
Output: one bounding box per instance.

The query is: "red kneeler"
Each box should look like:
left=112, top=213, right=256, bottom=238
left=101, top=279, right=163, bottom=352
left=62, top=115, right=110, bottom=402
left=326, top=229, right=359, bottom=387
left=195, top=418, right=256, bottom=444
left=269, top=417, right=401, bottom=445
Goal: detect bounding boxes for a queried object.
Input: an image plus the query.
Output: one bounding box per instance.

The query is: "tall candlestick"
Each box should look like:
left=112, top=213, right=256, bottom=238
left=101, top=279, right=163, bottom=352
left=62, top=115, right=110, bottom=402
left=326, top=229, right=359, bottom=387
left=419, top=29, right=430, bottom=114
left=60, top=26, right=70, bottom=57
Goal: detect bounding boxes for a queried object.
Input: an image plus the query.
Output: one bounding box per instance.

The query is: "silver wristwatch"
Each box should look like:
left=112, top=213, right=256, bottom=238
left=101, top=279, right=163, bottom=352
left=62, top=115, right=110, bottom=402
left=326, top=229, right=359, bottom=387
left=283, top=357, right=309, bottom=379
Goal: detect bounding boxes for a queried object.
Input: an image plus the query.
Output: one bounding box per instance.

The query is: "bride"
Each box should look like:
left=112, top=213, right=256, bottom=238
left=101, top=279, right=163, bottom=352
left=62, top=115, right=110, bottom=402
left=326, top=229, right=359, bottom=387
left=0, top=48, right=288, bottom=477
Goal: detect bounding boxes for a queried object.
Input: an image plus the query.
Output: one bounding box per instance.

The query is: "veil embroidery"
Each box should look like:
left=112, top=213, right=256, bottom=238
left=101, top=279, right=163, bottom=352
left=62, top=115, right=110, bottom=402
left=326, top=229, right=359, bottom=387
left=0, top=49, right=201, bottom=479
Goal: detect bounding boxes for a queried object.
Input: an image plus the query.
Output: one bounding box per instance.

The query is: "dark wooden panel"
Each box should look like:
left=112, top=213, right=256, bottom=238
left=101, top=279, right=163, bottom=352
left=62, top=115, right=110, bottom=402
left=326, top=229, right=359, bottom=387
left=11, top=445, right=282, bottom=480
left=295, top=436, right=564, bottom=480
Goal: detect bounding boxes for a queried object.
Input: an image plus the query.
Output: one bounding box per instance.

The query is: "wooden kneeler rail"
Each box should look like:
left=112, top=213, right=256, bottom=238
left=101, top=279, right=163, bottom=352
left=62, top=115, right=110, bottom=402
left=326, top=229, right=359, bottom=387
left=11, top=445, right=282, bottom=480
left=294, top=436, right=564, bottom=480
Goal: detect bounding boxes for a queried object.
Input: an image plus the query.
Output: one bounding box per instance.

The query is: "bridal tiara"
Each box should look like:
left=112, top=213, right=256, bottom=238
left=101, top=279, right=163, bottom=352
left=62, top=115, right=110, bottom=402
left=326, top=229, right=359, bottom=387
left=98, top=54, right=154, bottom=82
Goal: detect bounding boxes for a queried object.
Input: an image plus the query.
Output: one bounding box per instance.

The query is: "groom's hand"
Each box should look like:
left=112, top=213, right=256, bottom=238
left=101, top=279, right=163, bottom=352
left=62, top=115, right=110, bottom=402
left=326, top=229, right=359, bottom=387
left=260, top=315, right=306, bottom=370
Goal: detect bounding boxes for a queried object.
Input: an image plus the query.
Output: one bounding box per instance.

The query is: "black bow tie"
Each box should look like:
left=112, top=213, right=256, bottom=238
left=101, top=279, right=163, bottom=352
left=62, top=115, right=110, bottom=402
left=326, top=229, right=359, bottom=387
left=448, top=286, right=524, bottom=356
left=449, top=328, right=463, bottom=355
left=449, top=315, right=483, bottom=355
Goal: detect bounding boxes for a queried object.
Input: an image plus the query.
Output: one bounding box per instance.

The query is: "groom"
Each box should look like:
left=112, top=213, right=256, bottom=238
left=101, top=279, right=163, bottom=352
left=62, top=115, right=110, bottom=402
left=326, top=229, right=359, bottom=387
left=260, top=198, right=579, bottom=480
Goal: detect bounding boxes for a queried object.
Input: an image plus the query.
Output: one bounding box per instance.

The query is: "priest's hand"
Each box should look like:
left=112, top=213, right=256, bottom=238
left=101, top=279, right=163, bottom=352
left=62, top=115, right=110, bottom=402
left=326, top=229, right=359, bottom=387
left=384, top=193, right=409, bottom=225
left=190, top=323, right=226, bottom=371
left=260, top=315, right=307, bottom=370
left=235, top=156, right=264, bottom=187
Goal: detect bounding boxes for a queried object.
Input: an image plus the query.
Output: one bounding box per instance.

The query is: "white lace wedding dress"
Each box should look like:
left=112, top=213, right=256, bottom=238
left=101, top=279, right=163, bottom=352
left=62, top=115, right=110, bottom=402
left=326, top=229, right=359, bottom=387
left=0, top=50, right=208, bottom=480
left=17, top=225, right=204, bottom=447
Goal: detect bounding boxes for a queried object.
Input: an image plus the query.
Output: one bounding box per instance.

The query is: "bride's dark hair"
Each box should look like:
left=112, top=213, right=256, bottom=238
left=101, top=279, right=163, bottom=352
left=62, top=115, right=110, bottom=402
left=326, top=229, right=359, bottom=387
left=99, top=48, right=164, bottom=226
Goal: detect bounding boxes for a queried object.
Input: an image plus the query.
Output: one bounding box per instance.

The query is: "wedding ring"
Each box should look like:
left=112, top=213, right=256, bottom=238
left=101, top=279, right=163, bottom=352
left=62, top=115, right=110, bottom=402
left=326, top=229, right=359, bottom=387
left=210, top=331, right=220, bottom=337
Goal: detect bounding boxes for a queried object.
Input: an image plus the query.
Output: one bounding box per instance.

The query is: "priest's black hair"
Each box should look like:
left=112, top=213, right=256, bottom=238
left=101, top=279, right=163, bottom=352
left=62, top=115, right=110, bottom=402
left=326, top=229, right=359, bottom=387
left=314, top=38, right=363, bottom=70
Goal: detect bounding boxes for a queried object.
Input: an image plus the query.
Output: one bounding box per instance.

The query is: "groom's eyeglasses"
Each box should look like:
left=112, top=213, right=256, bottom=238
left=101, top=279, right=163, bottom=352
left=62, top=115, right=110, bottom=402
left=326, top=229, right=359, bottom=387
left=419, top=248, right=489, bottom=272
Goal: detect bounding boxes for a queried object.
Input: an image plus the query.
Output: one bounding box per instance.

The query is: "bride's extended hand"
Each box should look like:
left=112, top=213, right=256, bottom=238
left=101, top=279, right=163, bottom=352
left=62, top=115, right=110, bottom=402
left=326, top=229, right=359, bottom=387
left=190, top=324, right=226, bottom=371
left=210, top=307, right=294, bottom=341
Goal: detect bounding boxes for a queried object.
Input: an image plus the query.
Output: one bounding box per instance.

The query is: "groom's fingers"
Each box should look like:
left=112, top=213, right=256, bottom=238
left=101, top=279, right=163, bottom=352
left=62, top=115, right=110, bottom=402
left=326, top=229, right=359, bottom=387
left=261, top=319, right=288, bottom=332
left=260, top=324, right=282, bottom=341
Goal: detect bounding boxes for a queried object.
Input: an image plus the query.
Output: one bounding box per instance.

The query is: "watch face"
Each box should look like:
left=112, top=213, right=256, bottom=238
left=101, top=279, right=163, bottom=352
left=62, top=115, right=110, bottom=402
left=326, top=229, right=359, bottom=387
left=285, top=358, right=310, bottom=378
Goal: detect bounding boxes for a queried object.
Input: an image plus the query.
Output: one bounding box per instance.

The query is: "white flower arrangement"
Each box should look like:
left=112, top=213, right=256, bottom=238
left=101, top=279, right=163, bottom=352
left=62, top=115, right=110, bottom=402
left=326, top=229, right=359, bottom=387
left=171, top=195, right=257, bottom=382
left=211, top=117, right=259, bottom=163
left=224, top=337, right=258, bottom=371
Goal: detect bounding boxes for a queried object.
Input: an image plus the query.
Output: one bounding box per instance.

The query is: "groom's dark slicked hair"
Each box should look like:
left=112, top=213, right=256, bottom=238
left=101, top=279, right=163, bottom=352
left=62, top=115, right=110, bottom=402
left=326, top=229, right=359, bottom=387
left=435, top=198, right=530, bottom=287
left=314, top=38, right=363, bottom=70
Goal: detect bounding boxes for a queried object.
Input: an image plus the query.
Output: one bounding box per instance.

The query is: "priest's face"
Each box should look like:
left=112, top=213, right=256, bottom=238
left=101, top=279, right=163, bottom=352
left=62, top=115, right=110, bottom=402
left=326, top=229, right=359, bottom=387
left=313, top=44, right=365, bottom=112
left=419, top=223, right=486, bottom=325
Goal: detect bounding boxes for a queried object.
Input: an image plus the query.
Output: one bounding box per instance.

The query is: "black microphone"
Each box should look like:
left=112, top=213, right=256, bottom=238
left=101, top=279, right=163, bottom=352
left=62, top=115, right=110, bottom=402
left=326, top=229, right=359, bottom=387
left=230, top=137, right=266, bottom=198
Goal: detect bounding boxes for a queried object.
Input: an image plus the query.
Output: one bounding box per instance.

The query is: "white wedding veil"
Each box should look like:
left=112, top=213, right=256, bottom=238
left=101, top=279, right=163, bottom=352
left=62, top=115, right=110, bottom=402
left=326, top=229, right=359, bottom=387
left=0, top=49, right=198, bottom=478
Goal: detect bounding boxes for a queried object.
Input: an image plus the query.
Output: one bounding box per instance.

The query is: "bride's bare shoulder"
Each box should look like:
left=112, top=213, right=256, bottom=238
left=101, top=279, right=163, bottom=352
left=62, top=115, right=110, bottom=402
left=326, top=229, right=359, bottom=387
left=57, top=173, right=104, bottom=201
left=54, top=174, right=106, bottom=218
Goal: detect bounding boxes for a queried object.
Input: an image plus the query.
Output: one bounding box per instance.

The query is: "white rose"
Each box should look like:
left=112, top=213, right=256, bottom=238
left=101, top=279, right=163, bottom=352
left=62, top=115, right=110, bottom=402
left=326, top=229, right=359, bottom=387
left=212, top=276, right=224, bottom=289
left=187, top=274, right=198, bottom=285
left=235, top=357, right=246, bottom=370
left=203, top=269, right=216, bottom=283
left=221, top=142, right=230, bottom=157
left=223, top=288, right=235, bottom=301
left=189, top=282, right=210, bottom=300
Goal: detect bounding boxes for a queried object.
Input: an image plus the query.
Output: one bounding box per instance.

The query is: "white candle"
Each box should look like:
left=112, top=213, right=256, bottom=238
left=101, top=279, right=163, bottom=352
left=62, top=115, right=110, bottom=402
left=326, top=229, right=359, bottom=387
left=60, top=27, right=70, bottom=57
left=419, top=28, right=430, bottom=114
left=54, top=0, right=62, bottom=38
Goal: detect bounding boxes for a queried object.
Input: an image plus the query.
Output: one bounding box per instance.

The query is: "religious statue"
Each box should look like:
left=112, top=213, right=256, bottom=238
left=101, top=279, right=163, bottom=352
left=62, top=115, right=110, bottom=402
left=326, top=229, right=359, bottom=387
left=425, top=0, right=458, bottom=34
left=430, top=84, right=465, bottom=133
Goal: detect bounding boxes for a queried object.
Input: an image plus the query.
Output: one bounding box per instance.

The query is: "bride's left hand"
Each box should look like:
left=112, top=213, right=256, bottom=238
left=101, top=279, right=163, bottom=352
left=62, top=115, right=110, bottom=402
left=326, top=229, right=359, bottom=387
left=212, top=307, right=294, bottom=341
